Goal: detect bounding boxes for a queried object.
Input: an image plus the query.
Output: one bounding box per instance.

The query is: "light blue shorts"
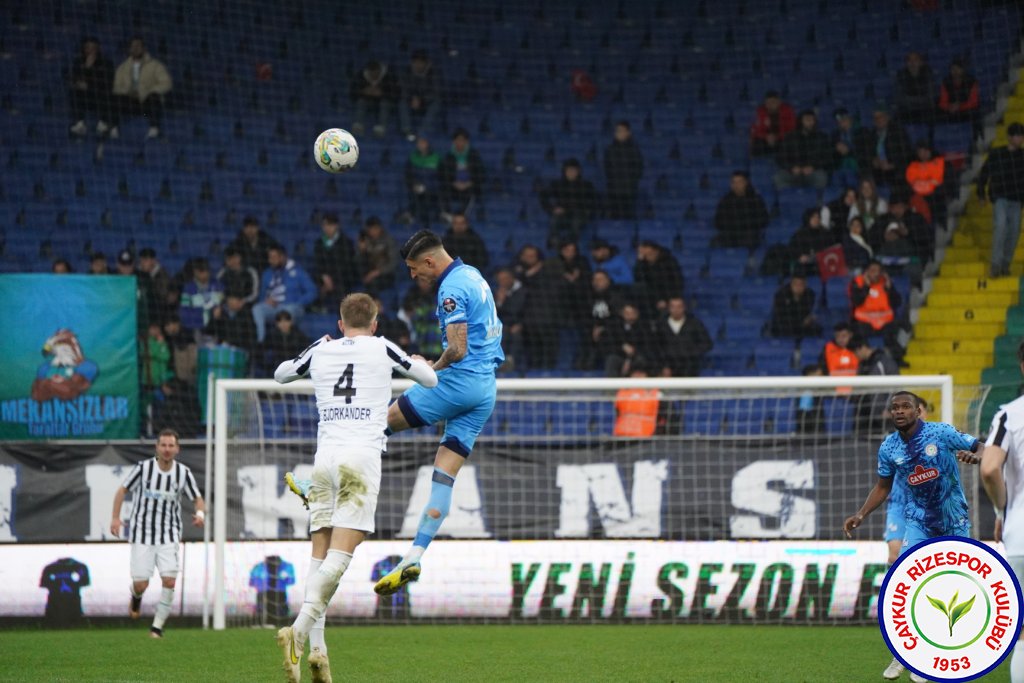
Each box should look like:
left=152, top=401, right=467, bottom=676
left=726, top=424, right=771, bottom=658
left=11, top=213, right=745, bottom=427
left=901, top=522, right=971, bottom=552
left=884, top=500, right=906, bottom=543
left=397, top=368, right=496, bottom=456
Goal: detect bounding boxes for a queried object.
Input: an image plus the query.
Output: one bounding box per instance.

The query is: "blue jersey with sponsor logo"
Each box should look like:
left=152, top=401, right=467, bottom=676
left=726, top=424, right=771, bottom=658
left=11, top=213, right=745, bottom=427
left=877, top=420, right=978, bottom=533
left=436, top=258, right=504, bottom=374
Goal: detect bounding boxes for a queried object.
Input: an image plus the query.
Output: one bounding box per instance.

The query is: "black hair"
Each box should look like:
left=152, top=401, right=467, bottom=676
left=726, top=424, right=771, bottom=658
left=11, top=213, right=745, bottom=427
left=615, top=120, right=632, bottom=131
left=242, top=215, right=259, bottom=227
left=563, top=158, right=582, bottom=170
left=322, top=212, right=339, bottom=224
left=401, top=229, right=443, bottom=260
left=268, top=242, right=286, bottom=254
left=891, top=390, right=925, bottom=408
left=139, top=247, right=156, bottom=259
left=452, top=127, right=470, bottom=140
left=731, top=170, right=749, bottom=179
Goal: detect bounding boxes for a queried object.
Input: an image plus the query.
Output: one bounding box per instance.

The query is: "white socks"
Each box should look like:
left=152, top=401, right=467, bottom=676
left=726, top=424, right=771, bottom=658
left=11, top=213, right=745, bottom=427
left=306, top=558, right=327, bottom=654
left=152, top=587, right=174, bottom=630
left=293, top=550, right=352, bottom=649
left=1012, top=641, right=1024, bottom=683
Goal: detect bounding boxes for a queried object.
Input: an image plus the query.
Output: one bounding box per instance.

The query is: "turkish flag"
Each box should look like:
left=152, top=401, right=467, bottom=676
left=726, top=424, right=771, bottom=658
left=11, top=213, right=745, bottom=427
left=816, top=244, right=848, bottom=282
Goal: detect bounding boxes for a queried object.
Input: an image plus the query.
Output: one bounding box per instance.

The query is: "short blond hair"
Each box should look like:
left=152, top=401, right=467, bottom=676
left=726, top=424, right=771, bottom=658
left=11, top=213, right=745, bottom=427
left=340, top=293, right=378, bottom=329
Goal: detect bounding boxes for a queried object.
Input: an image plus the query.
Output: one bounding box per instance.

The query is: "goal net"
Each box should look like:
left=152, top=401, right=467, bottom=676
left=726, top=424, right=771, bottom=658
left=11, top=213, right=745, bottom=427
left=209, top=374, right=986, bottom=628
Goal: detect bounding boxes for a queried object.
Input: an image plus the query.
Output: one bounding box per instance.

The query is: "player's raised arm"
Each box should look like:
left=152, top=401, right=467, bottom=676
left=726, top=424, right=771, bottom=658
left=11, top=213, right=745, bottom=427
left=844, top=475, right=893, bottom=538
left=274, top=335, right=329, bottom=383
left=384, top=339, right=438, bottom=388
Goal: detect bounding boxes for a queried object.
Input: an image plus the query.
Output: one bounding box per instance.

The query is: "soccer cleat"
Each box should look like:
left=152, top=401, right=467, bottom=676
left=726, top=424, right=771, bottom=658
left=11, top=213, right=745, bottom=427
left=909, top=673, right=928, bottom=683
left=149, top=627, right=163, bottom=639
left=373, top=562, right=420, bottom=596
left=276, top=626, right=302, bottom=683
left=284, top=472, right=311, bottom=510
left=129, top=595, right=142, bottom=619
left=308, top=647, right=332, bottom=683
left=882, top=657, right=904, bottom=679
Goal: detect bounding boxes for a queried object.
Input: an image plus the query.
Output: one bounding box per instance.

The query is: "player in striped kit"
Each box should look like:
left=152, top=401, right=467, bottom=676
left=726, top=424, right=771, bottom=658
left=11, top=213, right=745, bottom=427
left=110, top=428, right=205, bottom=638
left=980, top=341, right=1024, bottom=683
left=275, top=293, right=437, bottom=683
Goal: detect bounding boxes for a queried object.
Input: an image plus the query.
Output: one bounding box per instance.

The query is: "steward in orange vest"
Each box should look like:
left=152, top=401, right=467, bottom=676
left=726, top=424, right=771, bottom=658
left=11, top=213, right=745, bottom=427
left=822, top=323, right=859, bottom=377
left=848, top=263, right=900, bottom=332
left=614, top=371, right=663, bottom=437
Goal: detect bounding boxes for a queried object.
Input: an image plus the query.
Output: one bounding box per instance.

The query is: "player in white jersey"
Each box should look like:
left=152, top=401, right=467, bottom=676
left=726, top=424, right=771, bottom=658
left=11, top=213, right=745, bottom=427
left=110, top=428, right=205, bottom=638
left=980, top=341, right=1024, bottom=683
left=273, top=293, right=436, bottom=683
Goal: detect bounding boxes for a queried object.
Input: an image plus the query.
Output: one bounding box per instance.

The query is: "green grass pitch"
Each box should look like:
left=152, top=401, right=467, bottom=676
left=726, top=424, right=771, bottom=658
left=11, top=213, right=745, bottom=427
left=0, top=625, right=1012, bottom=682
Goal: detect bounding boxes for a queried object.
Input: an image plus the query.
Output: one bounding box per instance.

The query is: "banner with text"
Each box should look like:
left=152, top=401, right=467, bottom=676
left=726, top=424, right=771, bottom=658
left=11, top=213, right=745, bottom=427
left=0, top=275, right=138, bottom=439
left=6, top=540, right=910, bottom=624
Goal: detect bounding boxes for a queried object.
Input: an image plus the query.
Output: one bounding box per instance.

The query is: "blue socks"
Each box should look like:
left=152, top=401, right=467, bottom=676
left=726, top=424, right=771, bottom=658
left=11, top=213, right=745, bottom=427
left=411, top=468, right=455, bottom=551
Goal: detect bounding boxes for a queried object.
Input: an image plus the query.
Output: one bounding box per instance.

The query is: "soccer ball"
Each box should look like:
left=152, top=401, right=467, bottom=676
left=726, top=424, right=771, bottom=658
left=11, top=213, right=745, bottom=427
left=314, top=128, right=359, bottom=173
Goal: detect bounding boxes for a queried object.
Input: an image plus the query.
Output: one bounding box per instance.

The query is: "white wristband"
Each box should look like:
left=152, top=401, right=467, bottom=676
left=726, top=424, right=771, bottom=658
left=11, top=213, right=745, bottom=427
left=195, top=510, right=206, bottom=521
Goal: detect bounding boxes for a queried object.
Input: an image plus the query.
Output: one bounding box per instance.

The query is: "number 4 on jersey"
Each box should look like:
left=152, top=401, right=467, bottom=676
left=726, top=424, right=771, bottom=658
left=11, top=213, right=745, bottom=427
left=333, top=364, right=357, bottom=403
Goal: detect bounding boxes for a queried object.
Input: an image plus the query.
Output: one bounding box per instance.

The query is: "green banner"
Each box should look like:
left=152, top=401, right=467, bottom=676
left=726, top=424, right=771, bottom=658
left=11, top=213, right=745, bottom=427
left=0, top=274, right=139, bottom=439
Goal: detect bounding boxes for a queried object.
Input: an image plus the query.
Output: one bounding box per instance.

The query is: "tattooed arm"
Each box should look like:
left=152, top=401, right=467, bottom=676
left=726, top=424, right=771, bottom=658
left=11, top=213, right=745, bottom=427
left=432, top=322, right=468, bottom=371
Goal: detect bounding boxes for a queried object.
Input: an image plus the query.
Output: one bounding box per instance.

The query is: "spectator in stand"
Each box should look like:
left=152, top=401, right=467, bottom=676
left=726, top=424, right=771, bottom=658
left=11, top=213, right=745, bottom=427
left=938, top=58, right=981, bottom=139
left=204, top=295, right=257, bottom=357
left=399, top=277, right=443, bottom=359
left=178, top=258, right=223, bottom=338
left=601, top=302, right=657, bottom=377
left=357, top=216, right=397, bottom=296
left=875, top=190, right=932, bottom=270
left=539, top=158, right=599, bottom=246
left=312, top=213, right=358, bottom=311
left=774, top=110, right=831, bottom=191
left=906, top=140, right=950, bottom=227
left=89, top=252, right=111, bottom=274
left=581, top=270, right=629, bottom=370
left=260, top=311, right=310, bottom=377
left=769, top=275, right=821, bottom=339
left=116, top=249, right=150, bottom=335
left=654, top=296, right=713, bottom=377
left=634, top=240, right=683, bottom=315
left=831, top=108, right=861, bottom=189
left=404, top=136, right=440, bottom=226
left=52, top=259, right=73, bottom=273
left=251, top=244, right=316, bottom=343
left=750, top=90, right=797, bottom=157
left=821, top=322, right=859, bottom=378
left=109, top=37, right=172, bottom=140
left=438, top=128, right=485, bottom=218
left=788, top=208, right=838, bottom=277
left=548, top=241, right=591, bottom=336
left=875, top=216, right=920, bottom=288
left=976, top=122, right=1024, bottom=278
left=229, top=216, right=275, bottom=273
left=852, top=337, right=900, bottom=433
left=350, top=60, right=399, bottom=138
left=139, top=322, right=173, bottom=424
left=854, top=338, right=899, bottom=376
left=821, top=187, right=857, bottom=231
left=604, top=121, right=645, bottom=219
left=589, top=239, right=633, bottom=285
left=796, top=364, right=826, bottom=433
left=855, top=104, right=912, bottom=187
left=399, top=50, right=442, bottom=141
left=442, top=213, right=489, bottom=272
left=847, top=178, right=889, bottom=235
left=713, top=171, right=770, bottom=249
left=843, top=216, right=874, bottom=273
left=493, top=268, right=526, bottom=372
left=216, top=246, right=259, bottom=307
left=516, top=244, right=561, bottom=370
left=893, top=51, right=936, bottom=126
left=612, top=366, right=663, bottom=437
left=372, top=296, right=411, bottom=348
left=138, top=247, right=171, bottom=323
left=848, top=260, right=906, bottom=364
left=162, top=314, right=197, bottom=385
left=68, top=37, right=113, bottom=137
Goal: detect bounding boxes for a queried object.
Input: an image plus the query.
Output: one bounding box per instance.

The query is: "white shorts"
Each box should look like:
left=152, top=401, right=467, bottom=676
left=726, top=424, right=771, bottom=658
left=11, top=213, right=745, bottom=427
left=308, top=446, right=381, bottom=534
left=130, top=543, right=180, bottom=580
left=1008, top=556, right=1024, bottom=589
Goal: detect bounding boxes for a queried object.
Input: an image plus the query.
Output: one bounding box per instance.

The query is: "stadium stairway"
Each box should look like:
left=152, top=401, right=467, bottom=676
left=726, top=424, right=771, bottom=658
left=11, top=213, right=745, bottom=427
left=905, top=103, right=1024, bottom=424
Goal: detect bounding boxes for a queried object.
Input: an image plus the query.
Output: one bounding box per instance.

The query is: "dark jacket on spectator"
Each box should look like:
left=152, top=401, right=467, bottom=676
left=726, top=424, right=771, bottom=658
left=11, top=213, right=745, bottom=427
left=654, top=315, right=713, bottom=376
left=313, top=231, right=360, bottom=293
left=438, top=148, right=485, bottom=198
left=777, top=126, right=832, bottom=170
left=634, top=247, right=684, bottom=312
left=713, top=188, right=770, bottom=248
left=540, top=177, right=599, bottom=220
left=261, top=327, right=311, bottom=376
left=604, top=139, right=644, bottom=195
left=229, top=229, right=276, bottom=273
left=70, top=51, right=114, bottom=96
left=349, top=64, right=400, bottom=103
left=977, top=145, right=1024, bottom=202
left=204, top=306, right=258, bottom=355
left=770, top=284, right=817, bottom=338
left=216, top=265, right=259, bottom=305
left=854, top=124, right=913, bottom=176
left=443, top=228, right=490, bottom=272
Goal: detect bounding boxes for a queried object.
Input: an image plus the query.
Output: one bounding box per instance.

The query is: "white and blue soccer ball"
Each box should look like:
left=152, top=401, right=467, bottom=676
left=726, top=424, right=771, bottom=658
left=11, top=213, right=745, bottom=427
left=314, top=128, right=359, bottom=173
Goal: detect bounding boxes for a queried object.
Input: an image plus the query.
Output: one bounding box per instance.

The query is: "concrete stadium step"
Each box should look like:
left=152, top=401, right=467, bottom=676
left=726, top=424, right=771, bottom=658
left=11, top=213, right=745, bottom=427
left=913, top=321, right=1004, bottom=340
left=944, top=245, right=1024, bottom=263
left=931, top=277, right=1020, bottom=295
left=917, top=306, right=1006, bottom=324
left=910, top=338, right=994, bottom=355
left=926, top=291, right=1018, bottom=308
left=904, top=352, right=990, bottom=371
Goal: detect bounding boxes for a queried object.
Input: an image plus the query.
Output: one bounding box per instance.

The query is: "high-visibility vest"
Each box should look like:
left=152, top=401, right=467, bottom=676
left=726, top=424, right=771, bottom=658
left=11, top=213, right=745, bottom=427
left=906, top=157, right=945, bottom=197
left=614, top=388, right=661, bottom=437
left=824, top=341, right=859, bottom=377
left=851, top=276, right=895, bottom=330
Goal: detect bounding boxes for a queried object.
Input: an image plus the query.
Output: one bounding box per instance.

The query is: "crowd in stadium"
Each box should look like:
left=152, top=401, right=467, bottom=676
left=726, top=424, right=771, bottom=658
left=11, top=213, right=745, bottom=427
left=35, top=19, right=1024, bottom=435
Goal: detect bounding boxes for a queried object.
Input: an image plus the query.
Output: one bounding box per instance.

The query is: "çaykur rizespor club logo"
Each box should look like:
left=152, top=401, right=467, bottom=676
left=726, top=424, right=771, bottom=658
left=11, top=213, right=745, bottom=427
left=879, top=536, right=1023, bottom=682
left=31, top=329, right=98, bottom=402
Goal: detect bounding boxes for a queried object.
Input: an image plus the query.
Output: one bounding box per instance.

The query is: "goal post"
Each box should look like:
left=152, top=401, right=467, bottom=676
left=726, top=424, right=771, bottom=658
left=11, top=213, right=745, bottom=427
left=210, top=374, right=976, bottom=630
